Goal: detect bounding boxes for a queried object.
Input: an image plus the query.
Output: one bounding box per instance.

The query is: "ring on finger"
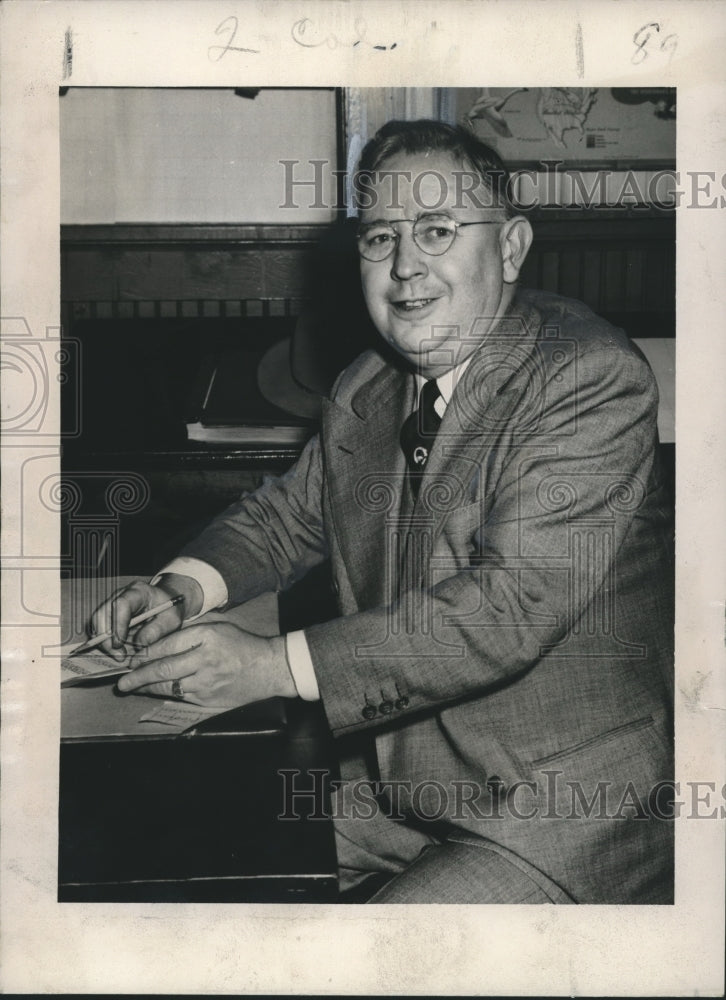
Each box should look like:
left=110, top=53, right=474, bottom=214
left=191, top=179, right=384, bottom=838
left=171, top=678, right=185, bottom=700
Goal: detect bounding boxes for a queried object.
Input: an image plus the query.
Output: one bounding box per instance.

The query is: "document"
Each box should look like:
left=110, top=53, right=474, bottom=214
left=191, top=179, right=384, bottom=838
left=60, top=643, right=132, bottom=687
left=138, top=700, right=221, bottom=729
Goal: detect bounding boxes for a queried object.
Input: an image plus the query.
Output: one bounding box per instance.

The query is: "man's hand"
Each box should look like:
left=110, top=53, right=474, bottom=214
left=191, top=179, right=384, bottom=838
left=116, top=624, right=297, bottom=708
left=89, top=574, right=203, bottom=661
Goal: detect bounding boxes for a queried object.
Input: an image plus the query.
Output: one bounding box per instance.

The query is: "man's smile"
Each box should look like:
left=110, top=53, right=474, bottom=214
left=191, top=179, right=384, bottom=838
left=390, top=296, right=440, bottom=314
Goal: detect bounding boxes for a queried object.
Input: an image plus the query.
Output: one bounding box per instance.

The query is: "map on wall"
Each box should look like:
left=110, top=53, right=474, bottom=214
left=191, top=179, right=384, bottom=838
left=460, top=88, right=676, bottom=166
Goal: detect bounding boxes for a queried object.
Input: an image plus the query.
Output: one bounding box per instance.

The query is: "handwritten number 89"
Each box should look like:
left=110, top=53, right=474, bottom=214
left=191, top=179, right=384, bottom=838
left=632, top=23, right=678, bottom=64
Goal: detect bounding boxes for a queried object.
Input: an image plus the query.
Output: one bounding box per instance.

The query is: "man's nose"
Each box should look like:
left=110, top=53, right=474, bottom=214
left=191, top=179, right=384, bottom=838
left=390, top=230, right=428, bottom=282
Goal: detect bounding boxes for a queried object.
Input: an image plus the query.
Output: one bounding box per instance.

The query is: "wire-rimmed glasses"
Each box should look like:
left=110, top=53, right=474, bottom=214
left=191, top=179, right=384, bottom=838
left=357, top=213, right=503, bottom=262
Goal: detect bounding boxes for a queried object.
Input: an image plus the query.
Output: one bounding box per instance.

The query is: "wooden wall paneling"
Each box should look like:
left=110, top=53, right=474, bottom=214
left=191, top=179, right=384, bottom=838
left=624, top=248, right=644, bottom=311
left=60, top=214, right=675, bottom=334
left=518, top=249, right=538, bottom=290
left=642, top=244, right=674, bottom=313
left=188, top=249, right=269, bottom=300
left=60, top=225, right=326, bottom=324
left=118, top=249, right=187, bottom=301
left=540, top=250, right=560, bottom=294
left=61, top=247, right=118, bottom=300
left=604, top=248, right=626, bottom=312
left=260, top=249, right=311, bottom=299
left=558, top=249, right=582, bottom=301
left=581, top=249, right=601, bottom=310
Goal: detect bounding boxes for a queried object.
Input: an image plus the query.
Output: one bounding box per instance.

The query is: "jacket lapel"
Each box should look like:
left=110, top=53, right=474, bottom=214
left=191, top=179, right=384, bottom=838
left=405, top=296, right=543, bottom=580
left=323, top=361, right=415, bottom=609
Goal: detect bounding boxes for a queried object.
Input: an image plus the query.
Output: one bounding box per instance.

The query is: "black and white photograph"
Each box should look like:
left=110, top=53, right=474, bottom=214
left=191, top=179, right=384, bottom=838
left=55, top=83, right=678, bottom=907
left=1, top=2, right=724, bottom=995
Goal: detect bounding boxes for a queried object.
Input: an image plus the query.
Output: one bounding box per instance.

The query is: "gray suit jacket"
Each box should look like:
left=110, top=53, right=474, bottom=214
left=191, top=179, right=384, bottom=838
left=184, top=289, right=674, bottom=902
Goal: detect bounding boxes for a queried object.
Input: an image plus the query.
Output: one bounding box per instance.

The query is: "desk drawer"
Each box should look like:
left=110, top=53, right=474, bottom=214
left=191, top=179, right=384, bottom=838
left=59, top=709, right=338, bottom=903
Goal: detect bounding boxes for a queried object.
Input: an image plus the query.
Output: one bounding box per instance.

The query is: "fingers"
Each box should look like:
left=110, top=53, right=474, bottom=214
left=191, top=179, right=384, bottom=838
left=117, top=630, right=204, bottom=698
left=128, top=627, right=202, bottom=666
left=90, top=583, right=149, bottom=660
left=132, top=607, right=184, bottom=648
left=88, top=582, right=184, bottom=660
left=111, top=598, right=133, bottom=655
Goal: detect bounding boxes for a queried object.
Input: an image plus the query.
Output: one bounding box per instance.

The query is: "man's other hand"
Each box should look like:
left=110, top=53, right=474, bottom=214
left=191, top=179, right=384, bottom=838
left=116, top=625, right=297, bottom=708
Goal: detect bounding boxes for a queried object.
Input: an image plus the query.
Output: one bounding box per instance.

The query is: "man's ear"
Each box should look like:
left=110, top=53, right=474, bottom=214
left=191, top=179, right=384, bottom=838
left=499, top=215, right=533, bottom=284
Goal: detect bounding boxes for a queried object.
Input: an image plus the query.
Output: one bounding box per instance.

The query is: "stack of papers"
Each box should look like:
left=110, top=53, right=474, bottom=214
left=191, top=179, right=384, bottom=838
left=60, top=644, right=132, bottom=688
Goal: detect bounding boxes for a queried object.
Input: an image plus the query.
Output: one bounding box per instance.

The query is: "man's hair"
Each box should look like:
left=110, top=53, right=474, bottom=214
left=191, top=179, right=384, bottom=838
left=354, top=118, right=515, bottom=217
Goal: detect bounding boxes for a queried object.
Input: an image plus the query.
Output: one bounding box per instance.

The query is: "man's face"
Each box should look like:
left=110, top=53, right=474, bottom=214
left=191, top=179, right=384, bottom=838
left=358, top=151, right=530, bottom=379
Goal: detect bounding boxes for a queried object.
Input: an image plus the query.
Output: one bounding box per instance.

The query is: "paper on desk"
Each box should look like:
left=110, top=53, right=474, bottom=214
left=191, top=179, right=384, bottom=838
left=138, top=700, right=221, bottom=730
left=60, top=643, right=132, bottom=687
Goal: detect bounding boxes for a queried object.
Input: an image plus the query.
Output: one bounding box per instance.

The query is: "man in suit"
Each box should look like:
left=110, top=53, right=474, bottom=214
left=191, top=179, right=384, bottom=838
left=92, top=120, right=674, bottom=903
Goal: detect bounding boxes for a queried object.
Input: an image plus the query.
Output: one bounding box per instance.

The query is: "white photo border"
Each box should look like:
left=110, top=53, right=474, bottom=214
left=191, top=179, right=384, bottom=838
left=1, top=1, right=724, bottom=994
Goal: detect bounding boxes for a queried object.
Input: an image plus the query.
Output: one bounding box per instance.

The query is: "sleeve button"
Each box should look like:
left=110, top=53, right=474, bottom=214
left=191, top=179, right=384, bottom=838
left=394, top=696, right=409, bottom=710
left=362, top=705, right=378, bottom=720
left=379, top=700, right=394, bottom=714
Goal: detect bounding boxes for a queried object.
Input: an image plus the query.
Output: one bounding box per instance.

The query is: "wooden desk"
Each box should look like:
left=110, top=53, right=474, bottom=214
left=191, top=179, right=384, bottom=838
left=59, top=580, right=338, bottom=902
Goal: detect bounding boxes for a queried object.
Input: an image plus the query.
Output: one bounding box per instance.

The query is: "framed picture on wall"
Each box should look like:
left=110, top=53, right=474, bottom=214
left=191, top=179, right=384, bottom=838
left=453, top=87, right=676, bottom=168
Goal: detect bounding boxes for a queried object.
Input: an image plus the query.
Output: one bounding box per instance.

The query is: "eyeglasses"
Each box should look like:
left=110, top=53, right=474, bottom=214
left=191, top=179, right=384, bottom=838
left=356, top=213, right=503, bottom=262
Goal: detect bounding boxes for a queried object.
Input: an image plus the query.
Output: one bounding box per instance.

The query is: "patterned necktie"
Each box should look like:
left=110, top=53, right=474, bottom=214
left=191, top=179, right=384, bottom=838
left=400, top=379, right=442, bottom=497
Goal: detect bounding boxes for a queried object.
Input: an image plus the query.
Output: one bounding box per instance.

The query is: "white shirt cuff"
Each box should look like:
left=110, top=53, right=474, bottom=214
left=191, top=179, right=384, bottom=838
left=285, top=630, right=320, bottom=701
left=150, top=556, right=228, bottom=620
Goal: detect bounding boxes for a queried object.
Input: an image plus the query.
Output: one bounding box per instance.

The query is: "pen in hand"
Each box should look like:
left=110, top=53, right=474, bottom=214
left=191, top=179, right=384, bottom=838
left=70, top=593, right=185, bottom=658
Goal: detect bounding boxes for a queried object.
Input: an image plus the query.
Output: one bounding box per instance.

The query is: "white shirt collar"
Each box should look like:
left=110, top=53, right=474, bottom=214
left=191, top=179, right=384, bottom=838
left=414, top=356, right=473, bottom=417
